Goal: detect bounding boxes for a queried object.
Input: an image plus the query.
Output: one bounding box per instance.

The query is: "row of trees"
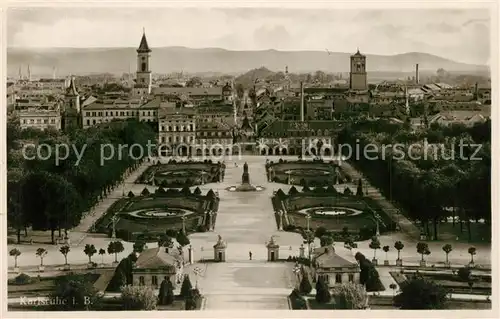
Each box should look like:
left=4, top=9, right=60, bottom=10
left=338, top=119, right=491, bottom=241
left=7, top=119, right=157, bottom=244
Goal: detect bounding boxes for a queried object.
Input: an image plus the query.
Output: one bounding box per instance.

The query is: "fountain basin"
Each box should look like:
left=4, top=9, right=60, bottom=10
left=226, top=184, right=266, bottom=192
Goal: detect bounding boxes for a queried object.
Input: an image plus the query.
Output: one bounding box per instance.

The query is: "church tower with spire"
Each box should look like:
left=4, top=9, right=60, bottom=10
left=133, top=29, right=152, bottom=97
left=63, top=76, right=81, bottom=131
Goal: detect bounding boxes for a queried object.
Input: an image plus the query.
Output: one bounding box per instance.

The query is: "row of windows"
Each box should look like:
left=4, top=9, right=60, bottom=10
left=86, top=118, right=154, bottom=126
left=21, top=118, right=57, bottom=124
left=160, top=136, right=194, bottom=143
left=263, top=129, right=332, bottom=138
left=196, top=131, right=231, bottom=137
left=319, top=273, right=355, bottom=284
left=160, top=125, right=194, bottom=132
left=85, top=110, right=157, bottom=117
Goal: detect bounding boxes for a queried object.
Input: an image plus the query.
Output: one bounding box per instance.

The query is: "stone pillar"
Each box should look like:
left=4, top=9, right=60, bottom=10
left=278, top=211, right=283, bottom=231
left=299, top=244, right=305, bottom=258
left=188, top=245, right=194, bottom=264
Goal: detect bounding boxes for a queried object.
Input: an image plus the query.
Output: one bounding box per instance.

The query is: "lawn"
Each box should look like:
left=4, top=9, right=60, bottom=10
left=267, top=160, right=351, bottom=187
left=275, top=191, right=396, bottom=238
left=137, top=161, right=224, bottom=187
left=8, top=272, right=101, bottom=299
left=92, top=191, right=218, bottom=241
left=390, top=271, right=492, bottom=296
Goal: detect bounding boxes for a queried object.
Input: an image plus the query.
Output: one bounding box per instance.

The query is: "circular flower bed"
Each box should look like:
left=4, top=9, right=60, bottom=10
left=158, top=169, right=207, bottom=177
left=298, top=206, right=364, bottom=217
left=126, top=208, right=195, bottom=219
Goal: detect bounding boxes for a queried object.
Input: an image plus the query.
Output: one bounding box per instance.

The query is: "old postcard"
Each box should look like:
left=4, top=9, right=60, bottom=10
left=3, top=1, right=497, bottom=317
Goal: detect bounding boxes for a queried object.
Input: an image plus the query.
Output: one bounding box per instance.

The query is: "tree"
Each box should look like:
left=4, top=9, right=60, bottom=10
left=98, top=248, right=106, bottom=264
left=457, top=267, right=472, bottom=282
left=383, top=245, right=390, bottom=261
left=158, top=277, right=175, bottom=305
left=158, top=234, right=174, bottom=249
left=52, top=274, right=101, bottom=310
left=343, top=187, right=353, bottom=195
left=341, top=226, right=350, bottom=239
left=120, top=285, right=157, bottom=310
left=84, top=244, right=97, bottom=263
left=315, top=226, right=328, bottom=238
left=331, top=283, right=368, bottom=309
left=180, top=275, right=193, bottom=298
left=394, top=277, right=448, bottom=309
left=36, top=248, right=47, bottom=266
left=355, top=252, right=384, bottom=292
left=60, top=245, right=70, bottom=265
left=133, top=240, right=146, bottom=253
left=193, top=187, right=202, bottom=195
left=320, top=235, right=334, bottom=247
left=235, top=83, right=245, bottom=99
left=369, top=236, right=381, bottom=260
left=468, top=247, right=476, bottom=264
left=299, top=275, right=313, bottom=295
left=141, top=187, right=150, bottom=196
left=394, top=241, right=404, bottom=261
left=356, top=179, right=363, bottom=196
left=442, top=244, right=452, bottom=265
left=185, top=288, right=201, bottom=310
left=107, top=241, right=125, bottom=263
left=176, top=231, right=191, bottom=247
left=315, top=276, right=331, bottom=304
left=9, top=248, right=21, bottom=268
left=416, top=242, right=431, bottom=263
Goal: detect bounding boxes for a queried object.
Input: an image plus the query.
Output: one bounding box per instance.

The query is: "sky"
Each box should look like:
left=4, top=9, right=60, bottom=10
left=7, top=7, right=491, bottom=65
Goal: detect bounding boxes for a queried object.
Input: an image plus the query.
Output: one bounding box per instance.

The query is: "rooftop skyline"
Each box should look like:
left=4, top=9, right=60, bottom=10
left=8, top=7, right=491, bottom=65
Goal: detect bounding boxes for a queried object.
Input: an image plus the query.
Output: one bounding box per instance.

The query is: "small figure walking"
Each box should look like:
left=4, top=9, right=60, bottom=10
left=249, top=251, right=252, bottom=260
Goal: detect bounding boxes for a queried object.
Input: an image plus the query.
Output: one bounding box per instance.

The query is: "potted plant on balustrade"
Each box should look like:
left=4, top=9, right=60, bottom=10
left=442, top=244, right=452, bottom=268
left=84, top=244, right=97, bottom=269
left=60, top=245, right=71, bottom=271
left=382, top=246, right=390, bottom=266
left=369, top=236, right=381, bottom=266
left=394, top=241, right=404, bottom=267
left=36, top=248, right=47, bottom=273
left=416, top=242, right=431, bottom=267
left=10, top=248, right=21, bottom=274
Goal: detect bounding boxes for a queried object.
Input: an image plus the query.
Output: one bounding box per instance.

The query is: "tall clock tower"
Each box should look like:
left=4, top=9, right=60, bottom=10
left=133, top=29, right=152, bottom=96
left=349, top=49, right=367, bottom=91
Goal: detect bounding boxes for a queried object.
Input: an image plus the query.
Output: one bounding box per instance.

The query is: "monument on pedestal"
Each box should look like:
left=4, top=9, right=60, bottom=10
left=226, top=162, right=265, bottom=192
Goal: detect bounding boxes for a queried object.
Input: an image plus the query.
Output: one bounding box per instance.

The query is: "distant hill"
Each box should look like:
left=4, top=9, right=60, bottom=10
left=7, top=47, right=489, bottom=78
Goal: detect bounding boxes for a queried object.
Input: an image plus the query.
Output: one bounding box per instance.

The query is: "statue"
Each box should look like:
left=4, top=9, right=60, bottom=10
left=242, top=162, right=250, bottom=184
left=217, top=235, right=222, bottom=242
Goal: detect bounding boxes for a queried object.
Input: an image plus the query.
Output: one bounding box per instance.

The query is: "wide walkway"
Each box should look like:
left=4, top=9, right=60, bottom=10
left=185, top=156, right=302, bottom=310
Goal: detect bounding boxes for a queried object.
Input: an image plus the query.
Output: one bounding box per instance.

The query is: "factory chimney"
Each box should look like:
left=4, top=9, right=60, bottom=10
left=300, top=81, right=305, bottom=122
left=415, top=64, right=419, bottom=84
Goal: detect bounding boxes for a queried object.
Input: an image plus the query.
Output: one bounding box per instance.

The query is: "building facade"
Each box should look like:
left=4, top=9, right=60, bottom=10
left=132, top=247, right=184, bottom=289
left=18, top=109, right=61, bottom=131
left=313, top=246, right=361, bottom=288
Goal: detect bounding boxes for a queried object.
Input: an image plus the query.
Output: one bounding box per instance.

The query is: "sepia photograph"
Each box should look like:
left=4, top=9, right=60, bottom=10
left=4, top=2, right=495, bottom=314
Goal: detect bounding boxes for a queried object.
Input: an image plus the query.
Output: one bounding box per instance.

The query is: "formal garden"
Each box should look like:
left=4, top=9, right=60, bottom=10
left=265, top=159, right=352, bottom=186
left=272, top=183, right=397, bottom=241
left=136, top=160, right=226, bottom=188
left=92, top=186, right=219, bottom=241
